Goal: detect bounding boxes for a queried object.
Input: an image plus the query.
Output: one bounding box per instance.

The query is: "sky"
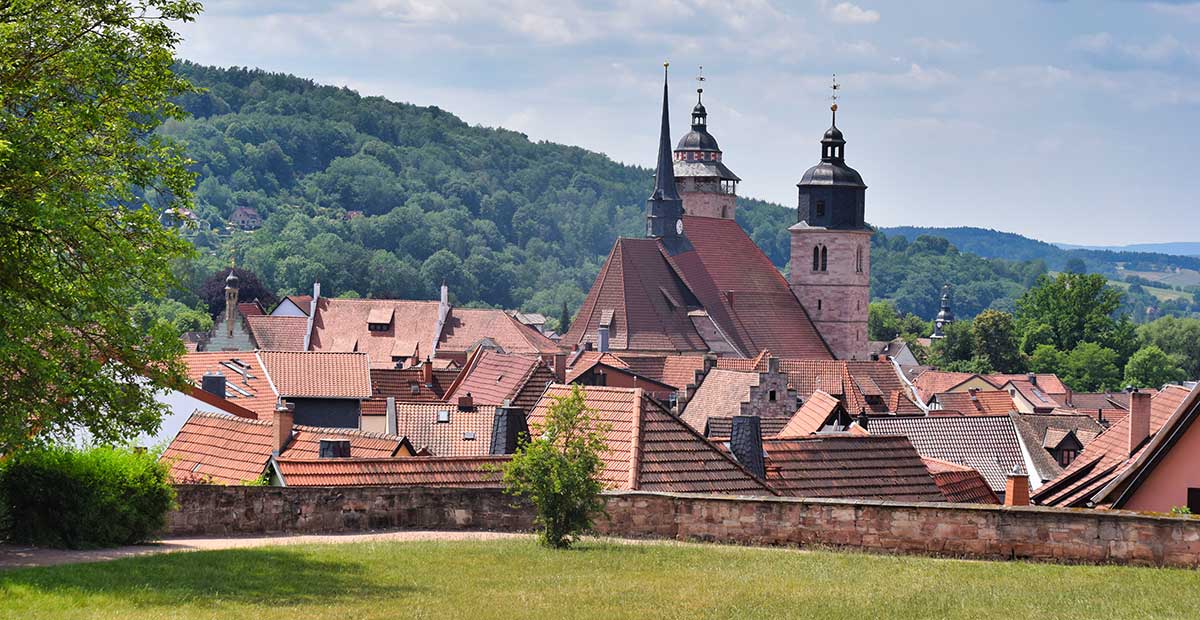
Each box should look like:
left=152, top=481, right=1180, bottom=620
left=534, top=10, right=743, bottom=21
left=175, top=0, right=1200, bottom=245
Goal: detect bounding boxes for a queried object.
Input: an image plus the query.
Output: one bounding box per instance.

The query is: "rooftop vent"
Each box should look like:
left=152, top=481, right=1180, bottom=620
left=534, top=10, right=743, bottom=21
left=436, top=410, right=450, bottom=423
left=462, top=432, right=476, bottom=441
left=318, top=439, right=351, bottom=458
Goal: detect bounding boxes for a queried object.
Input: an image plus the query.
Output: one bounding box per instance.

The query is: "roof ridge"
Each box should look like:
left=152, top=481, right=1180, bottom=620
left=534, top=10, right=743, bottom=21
left=275, top=455, right=512, bottom=463
left=291, top=423, right=405, bottom=441
left=190, top=410, right=272, bottom=426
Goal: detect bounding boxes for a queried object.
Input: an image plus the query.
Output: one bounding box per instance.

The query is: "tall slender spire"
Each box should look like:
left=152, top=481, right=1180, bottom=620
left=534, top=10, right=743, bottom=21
left=651, top=62, right=680, bottom=202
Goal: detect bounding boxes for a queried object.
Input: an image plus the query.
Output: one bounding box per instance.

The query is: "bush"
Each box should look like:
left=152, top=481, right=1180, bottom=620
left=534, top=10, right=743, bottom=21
left=0, top=445, right=176, bottom=548
left=501, top=385, right=607, bottom=549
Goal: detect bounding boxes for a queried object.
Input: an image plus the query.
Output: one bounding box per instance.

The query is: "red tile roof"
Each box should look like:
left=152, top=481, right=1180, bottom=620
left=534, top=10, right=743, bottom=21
left=308, top=298, right=439, bottom=367
left=929, top=390, right=1016, bottom=415
left=911, top=371, right=981, bottom=401
left=530, top=384, right=774, bottom=495
left=443, top=349, right=552, bottom=407
left=181, top=352, right=277, bottom=418
left=392, top=402, right=498, bottom=457
left=276, top=295, right=312, bottom=316
left=867, top=415, right=1027, bottom=494
left=1033, top=385, right=1191, bottom=507
left=988, top=373, right=1068, bottom=395
left=679, top=369, right=762, bottom=433
left=361, top=367, right=460, bottom=416
left=439, top=308, right=561, bottom=355
left=274, top=456, right=507, bottom=487
left=923, top=457, right=1000, bottom=504
left=617, top=354, right=708, bottom=389
left=761, top=434, right=943, bottom=502
left=245, top=316, right=308, bottom=351
left=778, top=390, right=841, bottom=438
left=1001, top=379, right=1064, bottom=410
left=237, top=301, right=265, bottom=317
left=257, top=351, right=372, bottom=399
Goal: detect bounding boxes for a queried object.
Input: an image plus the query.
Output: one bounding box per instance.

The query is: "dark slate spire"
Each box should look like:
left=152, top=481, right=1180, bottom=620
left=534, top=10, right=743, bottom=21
left=796, top=74, right=868, bottom=230
left=646, top=62, right=691, bottom=255
left=931, top=284, right=955, bottom=339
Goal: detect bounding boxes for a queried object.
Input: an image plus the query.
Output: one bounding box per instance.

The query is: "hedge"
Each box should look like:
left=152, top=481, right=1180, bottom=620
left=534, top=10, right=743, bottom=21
left=0, top=445, right=175, bottom=549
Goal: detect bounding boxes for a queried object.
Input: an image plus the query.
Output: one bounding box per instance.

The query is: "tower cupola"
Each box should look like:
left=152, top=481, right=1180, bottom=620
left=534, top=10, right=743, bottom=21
left=797, top=75, right=867, bottom=230
left=931, top=284, right=956, bottom=339
left=672, top=66, right=740, bottom=219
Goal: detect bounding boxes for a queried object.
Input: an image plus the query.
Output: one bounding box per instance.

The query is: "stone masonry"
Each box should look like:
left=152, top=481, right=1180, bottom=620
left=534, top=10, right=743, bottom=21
left=789, top=227, right=872, bottom=360
left=739, top=359, right=798, bottom=418
left=167, top=486, right=1200, bottom=568
left=679, top=178, right=736, bottom=220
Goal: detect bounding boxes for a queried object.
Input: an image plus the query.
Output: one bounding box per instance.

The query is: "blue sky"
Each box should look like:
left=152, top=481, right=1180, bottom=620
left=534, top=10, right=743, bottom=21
left=177, top=1, right=1200, bottom=245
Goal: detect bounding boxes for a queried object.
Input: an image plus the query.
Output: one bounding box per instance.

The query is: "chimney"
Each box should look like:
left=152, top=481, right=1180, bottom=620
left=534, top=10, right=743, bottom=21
left=1128, top=389, right=1151, bottom=457
left=489, top=403, right=529, bottom=455
left=703, top=352, right=718, bottom=374
left=422, top=357, right=434, bottom=386
left=597, top=326, right=610, bottom=353
left=856, top=408, right=869, bottom=430
left=200, top=371, right=227, bottom=398
left=386, top=397, right=397, bottom=436
left=273, top=399, right=295, bottom=454
left=767, top=356, right=780, bottom=374
left=552, top=352, right=567, bottom=383
left=725, top=290, right=735, bottom=307
left=457, top=392, right=474, bottom=410
left=1004, top=466, right=1030, bottom=506
left=729, top=416, right=766, bottom=479
left=1027, top=373, right=1037, bottom=386
left=440, top=282, right=449, bottom=306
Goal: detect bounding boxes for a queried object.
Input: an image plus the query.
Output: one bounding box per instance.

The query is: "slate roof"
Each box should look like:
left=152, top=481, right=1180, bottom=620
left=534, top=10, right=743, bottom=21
left=443, top=349, right=553, bottom=408
left=245, top=316, right=308, bottom=351
left=162, top=411, right=408, bottom=484
left=181, top=352, right=277, bottom=418
left=929, top=390, right=1016, bottom=416
left=867, top=415, right=1028, bottom=494
left=257, top=351, right=372, bottom=399
left=1033, top=385, right=1191, bottom=508
left=1010, top=413, right=1105, bottom=482
left=529, top=384, right=774, bottom=495
left=392, top=402, right=498, bottom=457
left=361, top=367, right=460, bottom=416
left=923, top=457, right=1000, bottom=504
left=274, top=456, right=507, bottom=487
left=778, top=390, right=841, bottom=438
left=761, top=435, right=943, bottom=502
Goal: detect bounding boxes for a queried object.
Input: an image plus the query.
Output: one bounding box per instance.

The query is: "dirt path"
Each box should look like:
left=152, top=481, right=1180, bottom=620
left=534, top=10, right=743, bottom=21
left=0, top=530, right=531, bottom=570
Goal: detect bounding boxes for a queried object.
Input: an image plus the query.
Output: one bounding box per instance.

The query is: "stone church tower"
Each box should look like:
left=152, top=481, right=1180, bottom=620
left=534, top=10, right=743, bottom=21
left=789, top=95, right=871, bottom=360
left=672, top=70, right=741, bottom=220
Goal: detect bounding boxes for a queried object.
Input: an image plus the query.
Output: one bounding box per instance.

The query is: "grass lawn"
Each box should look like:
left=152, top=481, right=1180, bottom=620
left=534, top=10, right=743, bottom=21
left=2, top=538, right=1199, bottom=619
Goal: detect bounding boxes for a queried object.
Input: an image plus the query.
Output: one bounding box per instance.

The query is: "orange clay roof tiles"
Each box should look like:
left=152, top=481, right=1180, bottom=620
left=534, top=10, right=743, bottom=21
left=181, top=352, right=277, bottom=418
left=930, top=390, right=1017, bottom=415
left=308, top=298, right=439, bottom=367
left=678, top=369, right=761, bottom=433
left=529, top=384, right=774, bottom=495
left=274, top=456, right=508, bottom=487
left=361, top=367, right=460, bottom=416
left=257, top=351, right=371, bottom=399
left=444, top=349, right=549, bottom=406
left=778, top=390, right=841, bottom=438
left=392, top=402, right=498, bottom=457
left=923, top=457, right=1000, bottom=504
left=438, top=308, right=561, bottom=355
left=245, top=316, right=308, bottom=351
left=761, top=434, right=943, bottom=502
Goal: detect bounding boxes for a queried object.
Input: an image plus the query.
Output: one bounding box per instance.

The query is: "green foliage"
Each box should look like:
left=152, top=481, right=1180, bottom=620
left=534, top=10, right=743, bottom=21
left=131, top=299, right=214, bottom=336
left=1125, top=345, right=1186, bottom=389
left=1015, top=273, right=1129, bottom=355
left=197, top=267, right=277, bottom=317
left=971, top=310, right=1025, bottom=373
left=1029, top=344, right=1066, bottom=375
left=0, top=0, right=201, bottom=454
left=929, top=320, right=974, bottom=366
left=0, top=445, right=176, bottom=548
left=501, top=385, right=607, bottom=549
left=868, top=300, right=930, bottom=342
left=1171, top=505, right=1194, bottom=516
left=1137, top=316, right=1200, bottom=381
left=1060, top=342, right=1123, bottom=392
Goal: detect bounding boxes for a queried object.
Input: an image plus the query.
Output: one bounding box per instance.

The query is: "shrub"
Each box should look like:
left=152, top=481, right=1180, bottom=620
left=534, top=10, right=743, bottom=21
left=501, top=385, right=607, bottom=549
left=0, top=445, right=176, bottom=548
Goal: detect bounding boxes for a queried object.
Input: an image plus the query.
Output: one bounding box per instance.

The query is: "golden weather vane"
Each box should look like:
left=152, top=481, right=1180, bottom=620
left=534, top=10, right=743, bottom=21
left=830, top=73, right=840, bottom=112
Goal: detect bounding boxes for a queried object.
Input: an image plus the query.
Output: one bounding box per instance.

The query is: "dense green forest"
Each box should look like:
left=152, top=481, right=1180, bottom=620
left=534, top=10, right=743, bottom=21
left=155, top=64, right=1093, bottom=328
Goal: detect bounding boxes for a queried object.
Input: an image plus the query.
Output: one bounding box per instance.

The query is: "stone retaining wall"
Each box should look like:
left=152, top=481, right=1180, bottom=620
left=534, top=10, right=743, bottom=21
left=167, top=486, right=1200, bottom=568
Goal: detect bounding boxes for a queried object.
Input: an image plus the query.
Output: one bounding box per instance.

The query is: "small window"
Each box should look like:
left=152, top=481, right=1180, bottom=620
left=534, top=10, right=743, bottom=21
left=817, top=299, right=823, bottom=311
left=815, top=200, right=826, bottom=217
left=318, top=439, right=351, bottom=458
left=409, top=383, right=420, bottom=395
left=436, top=410, right=450, bottom=423
left=856, top=246, right=863, bottom=273
left=820, top=246, right=828, bottom=272
left=812, top=246, right=820, bottom=272
left=1058, top=449, right=1077, bottom=467
left=462, top=432, right=476, bottom=441
left=769, top=390, right=777, bottom=402
left=1189, top=488, right=1200, bottom=513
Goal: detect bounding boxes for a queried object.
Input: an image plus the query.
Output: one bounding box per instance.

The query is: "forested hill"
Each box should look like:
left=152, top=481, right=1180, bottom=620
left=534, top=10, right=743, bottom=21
left=163, top=63, right=1049, bottom=327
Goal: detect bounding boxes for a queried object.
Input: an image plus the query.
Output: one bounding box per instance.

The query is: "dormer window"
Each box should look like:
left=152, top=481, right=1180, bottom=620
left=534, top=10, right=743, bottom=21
left=436, top=409, right=450, bottom=423
left=366, top=307, right=394, bottom=332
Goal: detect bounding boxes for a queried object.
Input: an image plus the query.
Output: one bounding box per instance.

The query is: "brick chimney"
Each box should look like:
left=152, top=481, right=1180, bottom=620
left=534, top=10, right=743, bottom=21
left=273, top=399, right=295, bottom=454
left=552, top=352, right=566, bottom=383
left=489, top=402, right=528, bottom=455
left=422, top=357, right=433, bottom=386
left=1004, top=468, right=1030, bottom=507
left=1027, top=373, right=1038, bottom=387
left=729, top=416, right=766, bottom=479
left=1128, top=389, right=1151, bottom=457
left=200, top=371, right=226, bottom=398
left=457, top=392, right=474, bottom=410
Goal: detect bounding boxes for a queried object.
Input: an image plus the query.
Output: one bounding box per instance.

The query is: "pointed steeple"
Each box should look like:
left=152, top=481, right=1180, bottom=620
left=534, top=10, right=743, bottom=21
left=651, top=63, right=680, bottom=202
left=645, top=62, right=691, bottom=254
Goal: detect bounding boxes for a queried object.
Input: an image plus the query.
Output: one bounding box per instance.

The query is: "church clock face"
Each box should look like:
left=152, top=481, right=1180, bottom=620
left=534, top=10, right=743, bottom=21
left=675, top=219, right=684, bottom=235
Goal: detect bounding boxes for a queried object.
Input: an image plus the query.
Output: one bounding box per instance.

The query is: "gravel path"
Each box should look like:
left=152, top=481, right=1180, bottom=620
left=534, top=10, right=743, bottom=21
left=0, top=530, right=531, bottom=570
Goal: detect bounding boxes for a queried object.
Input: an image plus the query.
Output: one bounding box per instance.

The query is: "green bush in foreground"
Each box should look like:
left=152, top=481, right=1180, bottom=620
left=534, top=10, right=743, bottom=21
left=0, top=445, right=175, bottom=548
left=501, top=385, right=607, bottom=549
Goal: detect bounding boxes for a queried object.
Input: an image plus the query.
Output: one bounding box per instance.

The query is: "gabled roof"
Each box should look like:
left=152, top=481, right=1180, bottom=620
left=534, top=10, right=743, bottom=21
left=777, top=390, right=841, bottom=438
left=989, top=373, right=1068, bottom=396
left=929, top=390, right=1016, bottom=416
left=1001, top=379, right=1064, bottom=410
left=679, top=369, right=763, bottom=433
left=910, top=371, right=982, bottom=401
left=1066, top=392, right=1131, bottom=411
left=443, top=349, right=551, bottom=407
left=1099, top=385, right=1200, bottom=508
left=237, top=301, right=265, bottom=317
left=761, top=435, right=943, bottom=502
left=1033, top=385, right=1191, bottom=508
left=617, top=354, right=708, bottom=389
left=361, top=367, right=460, bottom=416
left=257, top=351, right=372, bottom=399
left=392, top=402, right=499, bottom=457
left=275, top=295, right=312, bottom=316
left=181, top=351, right=277, bottom=418
left=529, top=385, right=774, bottom=495
left=867, top=415, right=1029, bottom=494
left=1010, top=413, right=1105, bottom=482
left=439, top=308, right=561, bottom=355
left=923, top=457, right=1000, bottom=504
left=245, top=316, right=308, bottom=351
left=274, top=456, right=507, bottom=487
left=308, top=298, right=440, bottom=367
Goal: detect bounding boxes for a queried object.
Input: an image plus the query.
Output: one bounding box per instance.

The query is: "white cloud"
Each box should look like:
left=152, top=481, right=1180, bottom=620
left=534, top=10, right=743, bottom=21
left=1069, top=32, right=1112, bottom=53
left=1148, top=2, right=1200, bottom=22
left=909, top=37, right=973, bottom=56
left=824, top=1, right=880, bottom=25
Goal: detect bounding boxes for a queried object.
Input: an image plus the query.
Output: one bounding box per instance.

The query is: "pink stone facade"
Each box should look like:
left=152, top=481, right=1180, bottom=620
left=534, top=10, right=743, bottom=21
left=788, top=227, right=872, bottom=360
left=678, top=178, right=736, bottom=220
left=1123, top=419, right=1200, bottom=513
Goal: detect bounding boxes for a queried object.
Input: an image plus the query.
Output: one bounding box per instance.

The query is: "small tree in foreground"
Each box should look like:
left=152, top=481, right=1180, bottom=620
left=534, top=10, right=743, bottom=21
left=501, top=385, right=607, bottom=549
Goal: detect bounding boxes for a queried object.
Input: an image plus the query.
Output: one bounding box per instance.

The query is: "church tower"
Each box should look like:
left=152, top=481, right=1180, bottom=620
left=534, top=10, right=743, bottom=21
left=789, top=77, right=872, bottom=360
left=646, top=63, right=693, bottom=256
left=672, top=68, right=741, bottom=220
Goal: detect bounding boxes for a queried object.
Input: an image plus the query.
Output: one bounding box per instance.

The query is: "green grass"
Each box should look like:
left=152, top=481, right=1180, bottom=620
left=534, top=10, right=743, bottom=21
left=2, top=539, right=1199, bottom=619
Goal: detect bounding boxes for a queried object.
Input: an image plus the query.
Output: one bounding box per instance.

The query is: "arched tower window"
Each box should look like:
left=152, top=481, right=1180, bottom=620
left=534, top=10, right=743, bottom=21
left=812, top=246, right=820, bottom=272
left=820, top=246, right=828, bottom=272
left=815, top=200, right=826, bottom=217
left=855, top=246, right=863, bottom=273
